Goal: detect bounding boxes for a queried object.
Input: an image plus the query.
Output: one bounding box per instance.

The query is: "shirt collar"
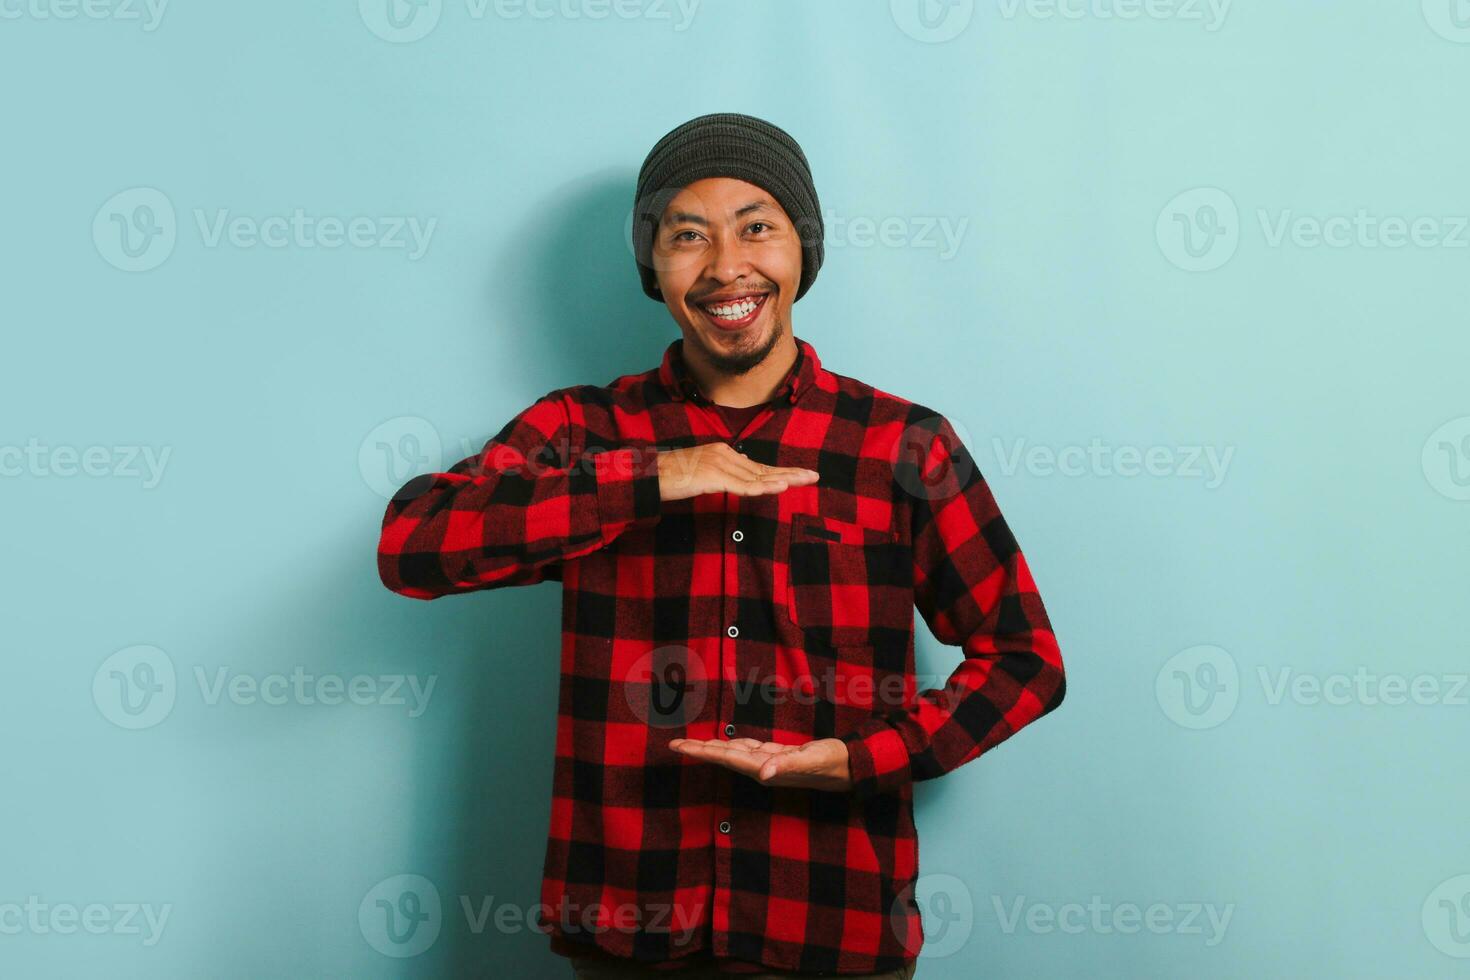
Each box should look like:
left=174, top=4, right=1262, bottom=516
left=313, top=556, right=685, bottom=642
left=658, top=335, right=821, bottom=406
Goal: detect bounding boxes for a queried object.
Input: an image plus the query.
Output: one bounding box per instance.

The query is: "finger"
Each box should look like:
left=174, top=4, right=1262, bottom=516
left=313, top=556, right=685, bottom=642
left=716, top=448, right=817, bottom=484
left=687, top=743, right=769, bottom=778
left=746, top=466, right=821, bottom=489
left=758, top=755, right=789, bottom=781
left=713, top=454, right=772, bottom=483
left=729, top=476, right=787, bottom=497
left=734, top=460, right=821, bottom=484
left=708, top=450, right=819, bottom=493
left=725, top=469, right=782, bottom=494
left=735, top=478, right=793, bottom=499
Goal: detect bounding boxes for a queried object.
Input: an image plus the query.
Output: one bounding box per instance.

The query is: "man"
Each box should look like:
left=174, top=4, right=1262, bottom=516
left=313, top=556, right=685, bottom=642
left=377, top=112, right=1066, bottom=978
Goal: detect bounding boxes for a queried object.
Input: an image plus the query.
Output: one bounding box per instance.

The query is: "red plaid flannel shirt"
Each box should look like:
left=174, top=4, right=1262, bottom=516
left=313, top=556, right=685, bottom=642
left=376, top=335, right=1066, bottom=974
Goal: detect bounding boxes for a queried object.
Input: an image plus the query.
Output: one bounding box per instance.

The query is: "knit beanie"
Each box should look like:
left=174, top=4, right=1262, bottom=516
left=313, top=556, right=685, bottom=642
left=632, top=112, right=824, bottom=303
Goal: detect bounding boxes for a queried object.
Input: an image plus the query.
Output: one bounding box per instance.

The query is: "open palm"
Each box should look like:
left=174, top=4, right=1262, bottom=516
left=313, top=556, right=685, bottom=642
left=669, top=736, right=852, bottom=792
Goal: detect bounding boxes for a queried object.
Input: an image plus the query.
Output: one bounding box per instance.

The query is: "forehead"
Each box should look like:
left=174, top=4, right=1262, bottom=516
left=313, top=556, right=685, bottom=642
left=661, top=177, right=790, bottom=221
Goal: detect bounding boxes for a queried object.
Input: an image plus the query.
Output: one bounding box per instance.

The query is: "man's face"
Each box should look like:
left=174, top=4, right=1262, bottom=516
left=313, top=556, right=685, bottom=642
left=651, top=177, right=803, bottom=376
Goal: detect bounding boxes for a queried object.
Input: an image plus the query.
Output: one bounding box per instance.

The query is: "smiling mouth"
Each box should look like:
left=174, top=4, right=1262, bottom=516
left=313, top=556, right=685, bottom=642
left=696, top=292, right=770, bottom=330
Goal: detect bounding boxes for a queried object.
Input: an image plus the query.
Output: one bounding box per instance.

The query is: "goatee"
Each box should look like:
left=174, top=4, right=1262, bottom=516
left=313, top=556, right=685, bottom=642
left=693, top=314, right=786, bottom=377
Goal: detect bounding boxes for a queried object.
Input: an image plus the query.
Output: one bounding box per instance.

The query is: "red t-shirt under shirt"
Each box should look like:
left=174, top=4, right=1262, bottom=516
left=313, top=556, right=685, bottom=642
left=710, top=400, right=768, bottom=440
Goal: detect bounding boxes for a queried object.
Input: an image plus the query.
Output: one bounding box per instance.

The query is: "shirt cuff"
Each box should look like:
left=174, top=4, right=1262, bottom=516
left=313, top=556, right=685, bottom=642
left=593, top=446, right=663, bottom=537
left=839, top=717, right=913, bottom=801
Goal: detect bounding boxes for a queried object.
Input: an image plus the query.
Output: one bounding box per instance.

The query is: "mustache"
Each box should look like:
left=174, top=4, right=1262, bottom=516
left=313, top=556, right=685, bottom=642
left=691, top=286, right=775, bottom=303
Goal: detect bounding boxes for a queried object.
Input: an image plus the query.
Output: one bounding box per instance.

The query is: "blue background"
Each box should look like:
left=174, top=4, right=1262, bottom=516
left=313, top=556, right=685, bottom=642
left=3, top=0, right=1468, bottom=976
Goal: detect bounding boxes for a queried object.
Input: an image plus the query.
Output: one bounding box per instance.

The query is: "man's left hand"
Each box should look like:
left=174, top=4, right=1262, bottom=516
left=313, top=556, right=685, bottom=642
left=668, top=736, right=852, bottom=792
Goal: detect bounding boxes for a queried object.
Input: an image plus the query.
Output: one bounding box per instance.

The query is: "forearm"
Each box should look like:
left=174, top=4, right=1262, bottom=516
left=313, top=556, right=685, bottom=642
left=840, top=414, right=1067, bottom=799
left=377, top=393, right=663, bottom=599
left=841, top=574, right=1065, bottom=799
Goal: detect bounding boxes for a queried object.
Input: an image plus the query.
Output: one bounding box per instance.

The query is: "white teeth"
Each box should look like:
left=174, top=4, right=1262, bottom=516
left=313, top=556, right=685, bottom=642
left=703, top=295, right=763, bottom=319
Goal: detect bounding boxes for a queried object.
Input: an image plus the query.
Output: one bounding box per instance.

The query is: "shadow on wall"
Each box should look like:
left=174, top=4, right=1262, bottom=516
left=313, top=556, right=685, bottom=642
left=442, top=172, right=671, bottom=976
left=479, top=168, right=678, bottom=395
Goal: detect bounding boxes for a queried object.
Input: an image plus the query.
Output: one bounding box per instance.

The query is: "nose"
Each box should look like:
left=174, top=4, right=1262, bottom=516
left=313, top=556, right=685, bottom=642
left=702, top=228, right=756, bottom=286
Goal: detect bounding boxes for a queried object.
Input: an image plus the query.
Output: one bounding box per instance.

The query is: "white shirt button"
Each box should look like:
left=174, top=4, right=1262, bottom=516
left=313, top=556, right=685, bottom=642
left=726, top=625, right=739, bottom=638
left=731, top=529, right=744, bottom=542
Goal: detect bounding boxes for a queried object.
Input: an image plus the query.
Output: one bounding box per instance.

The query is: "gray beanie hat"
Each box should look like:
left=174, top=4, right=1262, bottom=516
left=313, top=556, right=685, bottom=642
left=632, top=112, right=824, bottom=303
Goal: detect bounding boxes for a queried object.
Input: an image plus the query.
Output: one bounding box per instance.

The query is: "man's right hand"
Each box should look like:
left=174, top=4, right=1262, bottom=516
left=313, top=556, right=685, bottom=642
left=655, top=443, right=820, bottom=502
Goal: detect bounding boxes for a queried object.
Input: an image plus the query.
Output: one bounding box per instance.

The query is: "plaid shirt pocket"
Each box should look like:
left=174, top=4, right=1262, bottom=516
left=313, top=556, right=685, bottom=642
left=784, top=513, right=913, bottom=654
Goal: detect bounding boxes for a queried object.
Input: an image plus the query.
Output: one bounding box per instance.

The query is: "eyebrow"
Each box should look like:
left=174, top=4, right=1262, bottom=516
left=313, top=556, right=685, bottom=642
left=661, top=200, right=773, bottom=227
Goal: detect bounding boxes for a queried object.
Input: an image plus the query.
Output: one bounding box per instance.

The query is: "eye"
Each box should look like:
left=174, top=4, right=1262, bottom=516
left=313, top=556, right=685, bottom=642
left=673, top=230, right=701, bottom=243
left=747, top=222, right=771, bottom=234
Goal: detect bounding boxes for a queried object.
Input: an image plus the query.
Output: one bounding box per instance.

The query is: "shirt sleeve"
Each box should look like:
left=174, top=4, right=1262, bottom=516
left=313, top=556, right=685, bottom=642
left=376, top=388, right=664, bottom=600
left=838, top=414, right=1066, bottom=800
